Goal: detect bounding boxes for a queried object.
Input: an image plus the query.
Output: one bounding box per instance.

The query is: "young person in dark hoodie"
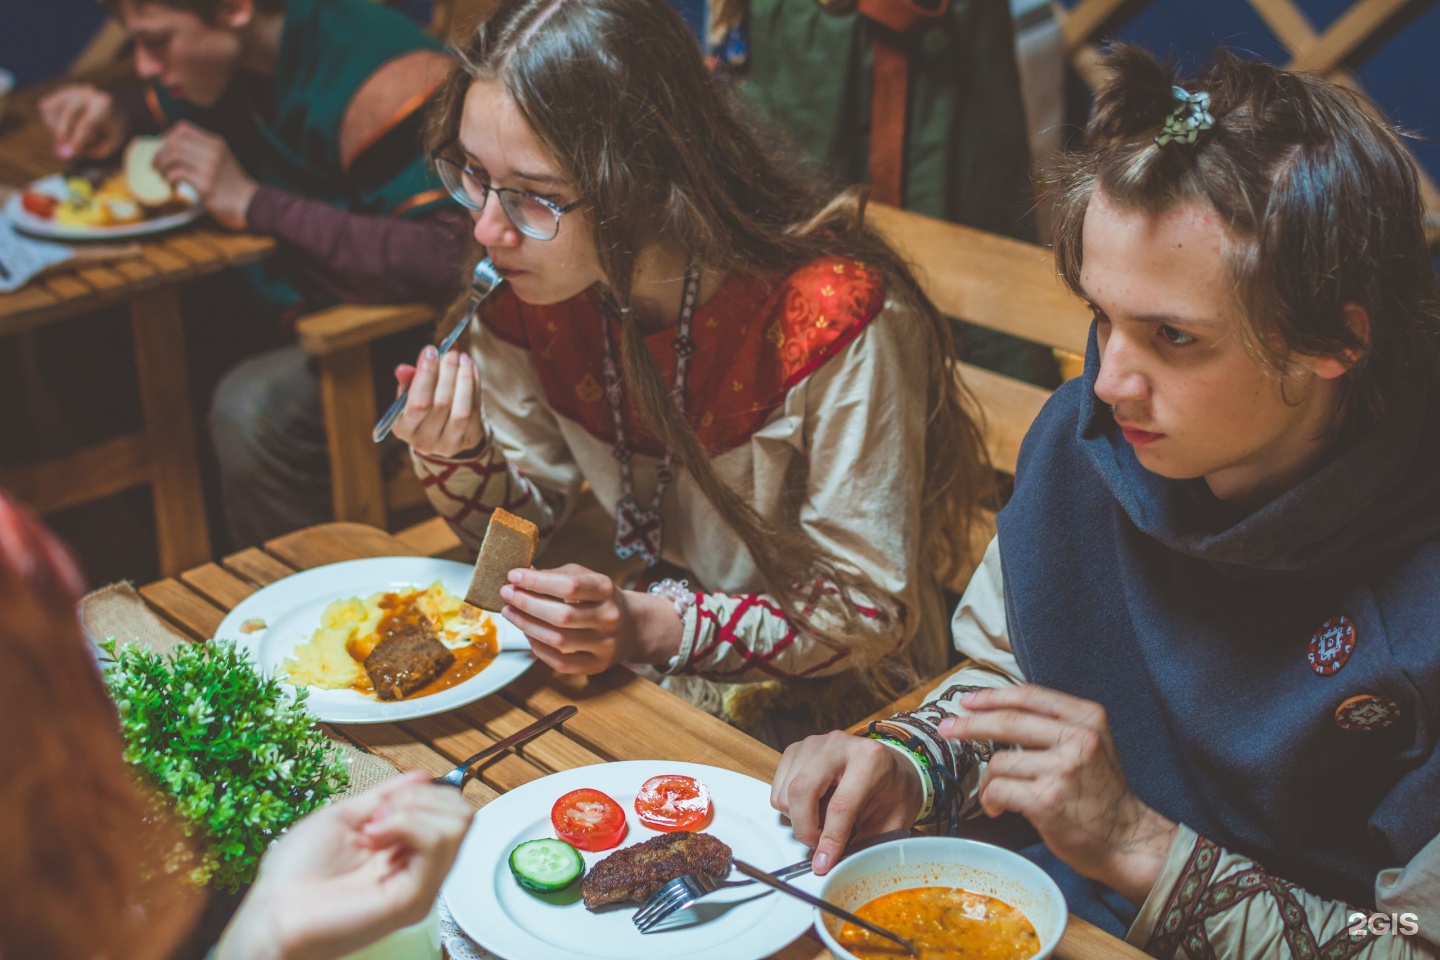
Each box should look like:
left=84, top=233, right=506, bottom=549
left=770, top=47, right=1440, bottom=956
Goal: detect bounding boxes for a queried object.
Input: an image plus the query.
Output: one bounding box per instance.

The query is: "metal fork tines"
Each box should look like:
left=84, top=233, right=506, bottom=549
left=372, top=258, right=503, bottom=443
left=632, top=859, right=811, bottom=931
left=633, top=872, right=721, bottom=932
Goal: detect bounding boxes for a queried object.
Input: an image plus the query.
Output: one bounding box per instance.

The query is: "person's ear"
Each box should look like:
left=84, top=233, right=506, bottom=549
left=218, top=0, right=256, bottom=29
left=1308, top=303, right=1370, bottom=380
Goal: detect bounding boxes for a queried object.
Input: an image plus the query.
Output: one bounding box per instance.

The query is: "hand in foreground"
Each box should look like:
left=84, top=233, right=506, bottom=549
left=500, top=564, right=682, bottom=674
left=153, top=121, right=257, bottom=229
left=392, top=345, right=486, bottom=458
left=771, top=731, right=925, bottom=876
left=39, top=84, right=129, bottom=160
left=216, top=772, right=475, bottom=960
left=938, top=685, right=1176, bottom=904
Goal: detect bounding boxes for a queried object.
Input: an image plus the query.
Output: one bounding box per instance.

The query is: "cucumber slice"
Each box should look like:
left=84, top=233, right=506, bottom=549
left=509, top=838, right=585, bottom=891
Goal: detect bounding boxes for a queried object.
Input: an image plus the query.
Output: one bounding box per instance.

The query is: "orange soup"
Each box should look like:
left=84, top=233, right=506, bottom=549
left=838, top=886, right=1039, bottom=960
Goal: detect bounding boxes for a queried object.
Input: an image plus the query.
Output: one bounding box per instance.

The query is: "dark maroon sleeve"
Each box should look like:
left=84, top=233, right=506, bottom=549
left=245, top=185, right=470, bottom=304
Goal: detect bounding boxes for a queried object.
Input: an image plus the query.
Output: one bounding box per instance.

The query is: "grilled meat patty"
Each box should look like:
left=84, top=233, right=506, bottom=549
left=364, top=615, right=454, bottom=700
left=581, top=831, right=733, bottom=909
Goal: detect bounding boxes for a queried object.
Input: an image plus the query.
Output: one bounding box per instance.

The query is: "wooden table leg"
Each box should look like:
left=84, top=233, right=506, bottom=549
left=319, top=344, right=387, bottom=529
left=130, top=285, right=212, bottom=576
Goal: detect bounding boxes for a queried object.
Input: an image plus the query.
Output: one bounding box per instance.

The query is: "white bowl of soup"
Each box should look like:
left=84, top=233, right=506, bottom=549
left=815, top=837, right=1067, bottom=960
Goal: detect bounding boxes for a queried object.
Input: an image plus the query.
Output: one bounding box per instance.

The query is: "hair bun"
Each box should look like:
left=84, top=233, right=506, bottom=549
left=1086, top=44, right=1186, bottom=144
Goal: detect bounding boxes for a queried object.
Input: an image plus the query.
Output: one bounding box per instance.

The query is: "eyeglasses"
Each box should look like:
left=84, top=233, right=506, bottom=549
left=431, top=142, right=580, bottom=242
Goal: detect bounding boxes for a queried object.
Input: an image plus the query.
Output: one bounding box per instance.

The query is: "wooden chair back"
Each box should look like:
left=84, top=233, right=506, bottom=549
left=867, top=204, right=1090, bottom=478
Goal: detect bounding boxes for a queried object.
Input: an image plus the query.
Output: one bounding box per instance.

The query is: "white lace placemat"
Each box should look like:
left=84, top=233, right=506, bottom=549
left=439, top=895, right=502, bottom=960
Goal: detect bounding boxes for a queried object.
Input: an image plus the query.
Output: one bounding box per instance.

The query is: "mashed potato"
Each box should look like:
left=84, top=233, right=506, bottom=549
left=54, top=173, right=145, bottom=227
left=282, top=581, right=494, bottom=690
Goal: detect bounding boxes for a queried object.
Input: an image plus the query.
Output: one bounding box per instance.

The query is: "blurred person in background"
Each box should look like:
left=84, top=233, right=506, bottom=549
left=38, top=0, right=468, bottom=547
left=735, top=0, right=1061, bottom=386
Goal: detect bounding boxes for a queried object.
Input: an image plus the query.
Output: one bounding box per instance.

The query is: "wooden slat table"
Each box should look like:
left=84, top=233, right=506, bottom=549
left=136, top=520, right=1150, bottom=960
left=0, top=78, right=276, bottom=575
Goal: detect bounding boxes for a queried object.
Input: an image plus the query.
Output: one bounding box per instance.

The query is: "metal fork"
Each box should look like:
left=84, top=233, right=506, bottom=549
left=633, top=827, right=912, bottom=932
left=372, top=258, right=503, bottom=443
left=631, top=858, right=812, bottom=930
left=633, top=872, right=725, bottom=932
left=634, top=861, right=917, bottom=956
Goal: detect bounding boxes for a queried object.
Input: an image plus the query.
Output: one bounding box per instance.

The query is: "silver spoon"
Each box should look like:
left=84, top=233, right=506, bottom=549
left=373, top=258, right=504, bottom=443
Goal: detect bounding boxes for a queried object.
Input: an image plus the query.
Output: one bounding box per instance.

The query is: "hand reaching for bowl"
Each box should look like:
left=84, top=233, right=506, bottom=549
left=391, top=344, right=489, bottom=458
left=938, top=685, right=1177, bottom=904
left=771, top=732, right=926, bottom=877
left=39, top=84, right=129, bottom=160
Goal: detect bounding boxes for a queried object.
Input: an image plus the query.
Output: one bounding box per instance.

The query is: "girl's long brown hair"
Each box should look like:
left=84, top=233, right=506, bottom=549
left=0, top=493, right=199, bottom=960
left=431, top=0, right=992, bottom=689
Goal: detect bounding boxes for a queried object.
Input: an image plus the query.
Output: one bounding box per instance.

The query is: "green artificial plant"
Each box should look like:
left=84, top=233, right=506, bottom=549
left=101, top=638, right=350, bottom=892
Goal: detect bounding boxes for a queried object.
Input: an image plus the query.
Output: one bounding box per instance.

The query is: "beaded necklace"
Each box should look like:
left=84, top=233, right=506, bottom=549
left=600, top=261, right=700, bottom=567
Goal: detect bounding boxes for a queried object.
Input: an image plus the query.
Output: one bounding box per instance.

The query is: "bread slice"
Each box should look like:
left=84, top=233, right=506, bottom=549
left=465, top=508, right=539, bottom=612
left=123, top=136, right=172, bottom=208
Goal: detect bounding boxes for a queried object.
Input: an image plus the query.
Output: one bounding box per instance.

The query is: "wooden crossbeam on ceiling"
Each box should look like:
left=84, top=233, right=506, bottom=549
left=1060, top=0, right=1130, bottom=55
left=1287, top=0, right=1414, bottom=74
left=1052, top=0, right=1440, bottom=244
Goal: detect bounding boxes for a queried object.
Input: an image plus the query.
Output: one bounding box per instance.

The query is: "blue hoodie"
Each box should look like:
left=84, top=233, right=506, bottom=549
left=994, top=324, right=1440, bottom=934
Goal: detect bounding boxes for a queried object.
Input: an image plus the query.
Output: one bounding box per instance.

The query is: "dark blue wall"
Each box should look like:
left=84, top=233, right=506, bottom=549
left=1056, top=0, right=1440, bottom=197
left=0, top=0, right=111, bottom=88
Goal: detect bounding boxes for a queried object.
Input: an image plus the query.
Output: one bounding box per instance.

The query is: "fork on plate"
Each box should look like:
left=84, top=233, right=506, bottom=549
left=631, top=857, right=811, bottom=930
left=632, top=827, right=912, bottom=933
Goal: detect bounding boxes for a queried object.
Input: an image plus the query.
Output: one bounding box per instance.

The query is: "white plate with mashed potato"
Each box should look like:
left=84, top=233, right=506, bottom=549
left=7, top=171, right=202, bottom=241
left=215, top=557, right=535, bottom=723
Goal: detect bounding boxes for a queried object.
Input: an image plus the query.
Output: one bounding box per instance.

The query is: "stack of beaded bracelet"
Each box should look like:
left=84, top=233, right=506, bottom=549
left=866, top=724, right=962, bottom=835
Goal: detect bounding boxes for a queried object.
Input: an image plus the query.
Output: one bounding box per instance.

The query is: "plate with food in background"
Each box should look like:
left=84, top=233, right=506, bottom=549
left=5, top=135, right=202, bottom=240
left=444, top=760, right=824, bottom=960
left=215, top=556, right=535, bottom=724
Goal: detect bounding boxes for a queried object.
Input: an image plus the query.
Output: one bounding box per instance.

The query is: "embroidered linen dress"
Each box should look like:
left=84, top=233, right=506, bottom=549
left=412, top=258, right=951, bottom=718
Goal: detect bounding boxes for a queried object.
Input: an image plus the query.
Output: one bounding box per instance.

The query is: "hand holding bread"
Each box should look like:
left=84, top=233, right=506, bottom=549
left=497, top=562, right=687, bottom=675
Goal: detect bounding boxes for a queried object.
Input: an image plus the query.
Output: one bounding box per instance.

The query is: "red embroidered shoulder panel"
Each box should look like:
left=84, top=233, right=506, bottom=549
left=479, top=257, right=885, bottom=457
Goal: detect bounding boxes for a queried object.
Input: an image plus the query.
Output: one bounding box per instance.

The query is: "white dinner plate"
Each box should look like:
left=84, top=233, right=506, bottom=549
left=215, top=557, right=534, bottom=724
left=5, top=172, right=203, bottom=240
left=444, top=760, right=821, bottom=960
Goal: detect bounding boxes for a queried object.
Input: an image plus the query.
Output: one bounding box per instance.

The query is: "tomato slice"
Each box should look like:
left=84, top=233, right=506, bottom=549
left=20, top=191, right=58, bottom=219
left=634, top=774, right=713, bottom=832
left=551, top=788, right=628, bottom=852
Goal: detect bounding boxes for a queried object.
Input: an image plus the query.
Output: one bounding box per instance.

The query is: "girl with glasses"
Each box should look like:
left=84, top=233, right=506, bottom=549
left=389, top=0, right=993, bottom=742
